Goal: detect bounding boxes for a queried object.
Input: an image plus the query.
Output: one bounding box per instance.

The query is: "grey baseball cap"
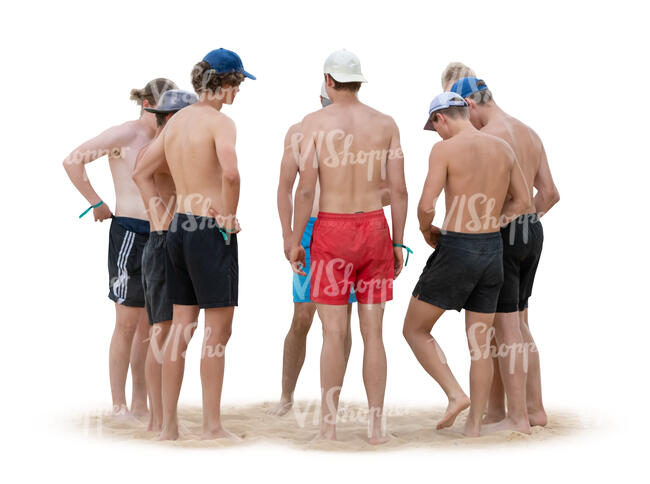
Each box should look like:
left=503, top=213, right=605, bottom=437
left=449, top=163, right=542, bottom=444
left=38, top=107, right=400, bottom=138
left=144, top=89, right=198, bottom=114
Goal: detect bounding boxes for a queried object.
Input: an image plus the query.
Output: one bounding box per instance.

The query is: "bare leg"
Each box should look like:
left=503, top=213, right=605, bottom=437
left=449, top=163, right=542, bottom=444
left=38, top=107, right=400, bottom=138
left=201, top=306, right=238, bottom=440
left=358, top=303, right=387, bottom=445
left=129, top=310, right=150, bottom=417
left=160, top=304, right=199, bottom=440
left=109, top=304, right=141, bottom=414
left=316, top=304, right=348, bottom=441
left=344, top=303, right=353, bottom=369
left=483, top=335, right=506, bottom=424
left=521, top=308, right=547, bottom=426
left=145, top=321, right=171, bottom=431
left=403, top=297, right=470, bottom=430
left=267, top=302, right=316, bottom=416
left=483, top=312, right=531, bottom=434
left=463, top=311, right=496, bottom=437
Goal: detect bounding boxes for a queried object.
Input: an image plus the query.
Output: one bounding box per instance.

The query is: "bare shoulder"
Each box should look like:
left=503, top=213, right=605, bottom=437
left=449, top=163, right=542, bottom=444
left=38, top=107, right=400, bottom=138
left=285, top=121, right=302, bottom=139
left=482, top=132, right=516, bottom=164
left=103, top=120, right=139, bottom=145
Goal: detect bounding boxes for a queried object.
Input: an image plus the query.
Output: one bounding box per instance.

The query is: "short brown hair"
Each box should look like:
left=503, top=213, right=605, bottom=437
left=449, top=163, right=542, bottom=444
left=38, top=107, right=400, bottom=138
left=441, top=62, right=476, bottom=90
left=429, top=105, right=469, bottom=127
left=130, top=78, right=177, bottom=106
left=467, top=81, right=494, bottom=105
left=191, top=61, right=245, bottom=94
left=326, top=74, right=361, bottom=93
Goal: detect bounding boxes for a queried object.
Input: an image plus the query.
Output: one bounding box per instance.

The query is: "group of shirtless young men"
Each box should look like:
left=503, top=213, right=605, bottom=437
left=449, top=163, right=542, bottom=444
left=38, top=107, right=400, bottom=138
left=63, top=47, right=560, bottom=444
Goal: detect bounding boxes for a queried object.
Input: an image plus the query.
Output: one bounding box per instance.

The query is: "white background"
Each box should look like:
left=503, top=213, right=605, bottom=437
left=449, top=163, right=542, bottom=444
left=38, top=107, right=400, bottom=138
left=2, top=0, right=648, bottom=481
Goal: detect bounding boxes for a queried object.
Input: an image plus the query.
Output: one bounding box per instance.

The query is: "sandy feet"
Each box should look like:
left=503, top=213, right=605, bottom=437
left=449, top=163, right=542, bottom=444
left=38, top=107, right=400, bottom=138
left=266, top=399, right=293, bottom=417
left=436, top=395, right=471, bottom=430
left=201, top=427, right=242, bottom=441
left=482, top=410, right=506, bottom=425
left=482, top=417, right=531, bottom=435
left=528, top=409, right=548, bottom=427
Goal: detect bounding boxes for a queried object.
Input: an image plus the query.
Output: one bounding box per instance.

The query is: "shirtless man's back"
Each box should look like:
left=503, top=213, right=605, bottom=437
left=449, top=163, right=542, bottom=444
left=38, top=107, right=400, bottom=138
left=403, top=92, right=530, bottom=438
left=289, top=49, right=408, bottom=444
left=449, top=76, right=560, bottom=432
left=133, top=48, right=254, bottom=441
left=63, top=77, right=177, bottom=416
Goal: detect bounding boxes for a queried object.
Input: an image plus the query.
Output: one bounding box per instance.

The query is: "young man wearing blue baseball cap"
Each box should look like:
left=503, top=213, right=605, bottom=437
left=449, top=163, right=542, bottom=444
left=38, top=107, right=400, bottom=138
left=134, top=48, right=254, bottom=440
left=448, top=75, right=560, bottom=433
left=133, top=89, right=198, bottom=433
left=402, top=91, right=531, bottom=437
left=288, top=49, right=408, bottom=444
left=63, top=77, right=178, bottom=418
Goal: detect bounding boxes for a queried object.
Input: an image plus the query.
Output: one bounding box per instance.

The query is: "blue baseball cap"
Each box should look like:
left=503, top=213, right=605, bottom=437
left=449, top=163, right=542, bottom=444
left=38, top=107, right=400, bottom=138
left=202, top=48, right=256, bottom=80
left=424, top=92, right=468, bottom=131
left=449, top=77, right=487, bottom=99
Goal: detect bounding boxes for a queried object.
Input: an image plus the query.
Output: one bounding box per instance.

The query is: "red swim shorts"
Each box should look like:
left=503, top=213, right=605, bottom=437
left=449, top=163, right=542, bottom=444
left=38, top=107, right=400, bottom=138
left=309, top=210, right=394, bottom=305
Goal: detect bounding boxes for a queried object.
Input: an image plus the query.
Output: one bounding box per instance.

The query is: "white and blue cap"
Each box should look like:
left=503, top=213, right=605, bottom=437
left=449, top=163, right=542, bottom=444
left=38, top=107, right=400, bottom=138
left=423, top=92, right=468, bottom=131
left=144, top=89, right=198, bottom=114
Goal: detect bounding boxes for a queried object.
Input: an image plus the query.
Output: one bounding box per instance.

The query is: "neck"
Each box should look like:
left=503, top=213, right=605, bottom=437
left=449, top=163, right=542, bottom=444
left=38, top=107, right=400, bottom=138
left=331, top=90, right=359, bottom=105
left=477, top=102, right=503, bottom=128
left=448, top=118, right=476, bottom=137
left=199, top=91, right=224, bottom=110
left=137, top=110, right=156, bottom=133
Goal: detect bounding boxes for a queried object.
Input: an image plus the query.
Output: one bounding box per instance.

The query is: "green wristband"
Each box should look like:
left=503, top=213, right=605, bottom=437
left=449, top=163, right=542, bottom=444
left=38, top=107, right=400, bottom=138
left=393, top=243, right=413, bottom=266
left=79, top=200, right=103, bottom=219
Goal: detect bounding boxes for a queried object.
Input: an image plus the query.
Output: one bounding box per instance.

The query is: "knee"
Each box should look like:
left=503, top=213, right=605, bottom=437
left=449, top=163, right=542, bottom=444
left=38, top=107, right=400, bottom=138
left=402, top=320, right=422, bottom=344
left=115, top=317, right=138, bottom=336
left=322, top=325, right=347, bottom=343
left=359, top=320, right=381, bottom=342
left=290, top=307, right=314, bottom=338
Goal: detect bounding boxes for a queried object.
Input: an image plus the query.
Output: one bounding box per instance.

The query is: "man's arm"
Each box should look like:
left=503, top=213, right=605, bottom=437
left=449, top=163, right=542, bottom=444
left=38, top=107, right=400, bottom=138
left=277, top=124, right=302, bottom=259
left=289, top=116, right=319, bottom=274
left=132, top=134, right=168, bottom=230
left=215, top=116, right=240, bottom=232
left=418, top=143, right=447, bottom=247
left=533, top=140, right=560, bottom=217
left=500, top=147, right=532, bottom=225
left=62, top=124, right=133, bottom=220
left=386, top=119, right=408, bottom=277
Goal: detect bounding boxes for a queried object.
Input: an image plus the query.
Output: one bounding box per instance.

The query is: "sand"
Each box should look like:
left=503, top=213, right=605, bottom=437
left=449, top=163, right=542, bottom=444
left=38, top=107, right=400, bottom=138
left=77, top=401, right=584, bottom=451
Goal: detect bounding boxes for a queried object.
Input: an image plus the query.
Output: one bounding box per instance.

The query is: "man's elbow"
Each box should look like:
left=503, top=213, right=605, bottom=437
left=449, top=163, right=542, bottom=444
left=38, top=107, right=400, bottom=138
left=551, top=187, right=560, bottom=206
left=222, top=168, right=240, bottom=185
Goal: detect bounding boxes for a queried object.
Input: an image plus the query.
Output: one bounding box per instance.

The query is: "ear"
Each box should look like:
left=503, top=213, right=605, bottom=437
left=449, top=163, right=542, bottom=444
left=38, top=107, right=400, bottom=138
left=142, top=99, right=152, bottom=109
left=325, top=74, right=335, bottom=88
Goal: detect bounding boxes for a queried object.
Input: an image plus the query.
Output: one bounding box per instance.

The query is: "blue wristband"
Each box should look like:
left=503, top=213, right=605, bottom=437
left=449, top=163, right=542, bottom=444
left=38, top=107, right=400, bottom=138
left=393, top=243, right=413, bottom=266
left=79, top=200, right=104, bottom=219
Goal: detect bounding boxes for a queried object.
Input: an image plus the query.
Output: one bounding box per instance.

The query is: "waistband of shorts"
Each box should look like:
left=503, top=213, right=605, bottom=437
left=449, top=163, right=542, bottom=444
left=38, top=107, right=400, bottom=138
left=316, top=209, right=385, bottom=221
left=170, top=212, right=228, bottom=233
left=440, top=229, right=501, bottom=240
left=114, top=216, right=150, bottom=235
left=501, top=212, right=541, bottom=229
left=149, top=230, right=168, bottom=239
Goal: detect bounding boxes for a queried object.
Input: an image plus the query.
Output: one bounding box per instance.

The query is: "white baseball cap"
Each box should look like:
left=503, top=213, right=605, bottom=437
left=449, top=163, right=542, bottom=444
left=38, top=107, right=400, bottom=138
left=323, top=49, right=367, bottom=83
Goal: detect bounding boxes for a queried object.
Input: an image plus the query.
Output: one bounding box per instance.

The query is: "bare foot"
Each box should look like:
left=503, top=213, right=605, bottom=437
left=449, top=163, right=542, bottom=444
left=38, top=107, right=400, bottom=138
left=369, top=433, right=389, bottom=445
left=482, top=410, right=506, bottom=425
left=482, top=417, right=531, bottom=435
left=111, top=404, right=129, bottom=417
left=266, top=399, right=293, bottom=417
left=130, top=408, right=149, bottom=419
left=436, top=395, right=471, bottom=429
left=463, top=420, right=481, bottom=437
left=201, top=427, right=241, bottom=441
left=528, top=409, right=548, bottom=427
left=159, top=425, right=179, bottom=441
left=147, top=418, right=162, bottom=432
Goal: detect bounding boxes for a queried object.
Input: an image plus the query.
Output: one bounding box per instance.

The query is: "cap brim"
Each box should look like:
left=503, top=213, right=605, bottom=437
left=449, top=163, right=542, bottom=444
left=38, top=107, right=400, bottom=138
left=423, top=118, right=435, bottom=131
left=144, top=107, right=179, bottom=114
left=328, top=72, right=367, bottom=83
left=242, top=69, right=256, bottom=80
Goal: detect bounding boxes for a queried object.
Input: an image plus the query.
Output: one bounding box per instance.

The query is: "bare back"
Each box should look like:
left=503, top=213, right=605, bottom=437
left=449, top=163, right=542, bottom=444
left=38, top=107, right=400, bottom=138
left=304, top=102, right=396, bottom=213
left=482, top=114, right=540, bottom=215
left=162, top=104, right=229, bottom=217
left=440, top=130, right=515, bottom=233
left=107, top=121, right=153, bottom=219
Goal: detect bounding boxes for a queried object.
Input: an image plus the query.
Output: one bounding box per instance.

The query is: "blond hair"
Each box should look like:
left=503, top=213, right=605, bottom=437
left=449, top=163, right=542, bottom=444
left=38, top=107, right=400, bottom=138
left=441, top=62, right=476, bottom=90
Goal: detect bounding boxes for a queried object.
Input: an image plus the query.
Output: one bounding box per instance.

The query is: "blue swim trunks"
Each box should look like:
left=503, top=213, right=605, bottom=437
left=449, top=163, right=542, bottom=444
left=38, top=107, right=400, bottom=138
left=293, top=217, right=357, bottom=304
